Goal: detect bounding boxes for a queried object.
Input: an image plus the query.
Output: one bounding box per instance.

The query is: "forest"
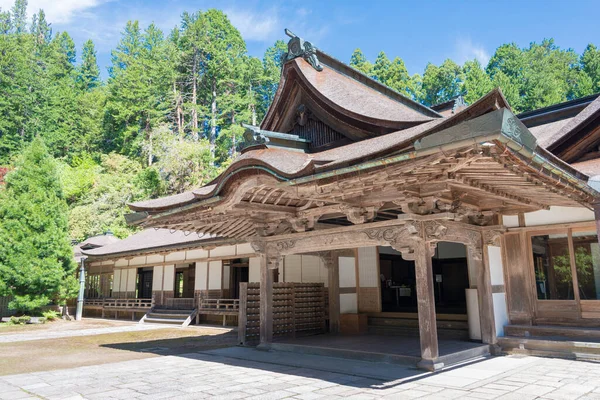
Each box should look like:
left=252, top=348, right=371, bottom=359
left=1, top=0, right=600, bottom=244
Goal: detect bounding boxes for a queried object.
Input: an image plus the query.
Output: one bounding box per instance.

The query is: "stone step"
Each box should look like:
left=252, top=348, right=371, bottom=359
left=499, top=336, right=600, bottom=361
left=143, top=317, right=187, bottom=325
left=504, top=325, right=600, bottom=340
left=147, top=312, right=190, bottom=320
left=368, top=317, right=469, bottom=331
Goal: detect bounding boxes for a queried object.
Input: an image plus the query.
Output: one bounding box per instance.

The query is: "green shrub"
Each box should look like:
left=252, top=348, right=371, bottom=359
left=8, top=315, right=31, bottom=325
left=42, top=310, right=59, bottom=321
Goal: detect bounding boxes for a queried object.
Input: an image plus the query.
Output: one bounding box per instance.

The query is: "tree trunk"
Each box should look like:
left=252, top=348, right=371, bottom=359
left=146, top=117, right=153, bottom=166
left=191, top=51, right=198, bottom=141
left=174, top=82, right=183, bottom=139
left=210, top=78, right=217, bottom=164
left=231, top=110, right=236, bottom=157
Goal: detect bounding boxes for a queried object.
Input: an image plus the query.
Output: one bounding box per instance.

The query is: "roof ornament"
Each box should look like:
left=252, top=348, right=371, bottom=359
left=238, top=124, right=270, bottom=153
left=284, top=29, right=323, bottom=72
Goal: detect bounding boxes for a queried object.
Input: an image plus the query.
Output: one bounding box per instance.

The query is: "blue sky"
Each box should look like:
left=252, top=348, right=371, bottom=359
left=3, top=0, right=599, bottom=79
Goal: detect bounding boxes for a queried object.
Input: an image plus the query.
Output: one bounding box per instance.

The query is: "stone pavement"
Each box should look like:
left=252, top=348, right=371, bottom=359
left=0, top=323, right=170, bottom=343
left=2, top=347, right=600, bottom=399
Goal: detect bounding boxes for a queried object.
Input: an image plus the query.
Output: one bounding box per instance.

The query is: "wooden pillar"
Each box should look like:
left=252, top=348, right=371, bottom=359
left=327, top=252, right=340, bottom=334
left=413, top=241, right=441, bottom=371
left=259, top=254, right=273, bottom=347
left=473, top=245, right=497, bottom=345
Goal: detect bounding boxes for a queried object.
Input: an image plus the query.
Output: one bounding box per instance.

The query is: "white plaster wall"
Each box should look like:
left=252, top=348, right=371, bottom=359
left=284, top=255, right=302, bottom=282
left=113, top=269, right=121, bottom=292
left=165, top=251, right=186, bottom=262
left=115, top=259, right=128, bottom=267
left=524, top=206, right=594, bottom=226
left=301, top=255, right=321, bottom=282
left=340, top=293, right=358, bottom=314
left=493, top=293, right=509, bottom=337
left=147, top=254, right=163, bottom=264
left=126, top=268, right=137, bottom=292
left=249, top=257, right=260, bottom=283
left=223, top=263, right=230, bottom=289
left=211, top=245, right=236, bottom=257
left=465, top=288, right=481, bottom=340
left=208, top=260, right=222, bottom=290
left=152, top=266, right=164, bottom=291
left=186, top=249, right=209, bottom=259
left=357, top=247, right=378, bottom=288
left=236, top=243, right=254, bottom=255
left=339, top=257, right=356, bottom=288
left=195, top=261, right=208, bottom=290
left=163, top=265, right=175, bottom=291
left=488, top=246, right=504, bottom=286
left=502, top=215, right=519, bottom=228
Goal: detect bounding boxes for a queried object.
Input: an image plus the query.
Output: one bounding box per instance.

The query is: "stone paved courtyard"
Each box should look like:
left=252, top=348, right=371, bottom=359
left=3, top=347, right=600, bottom=399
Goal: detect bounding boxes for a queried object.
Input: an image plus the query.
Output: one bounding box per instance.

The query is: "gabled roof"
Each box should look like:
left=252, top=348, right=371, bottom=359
left=129, top=89, right=512, bottom=213
left=74, top=233, right=120, bottom=262
left=261, top=52, right=441, bottom=142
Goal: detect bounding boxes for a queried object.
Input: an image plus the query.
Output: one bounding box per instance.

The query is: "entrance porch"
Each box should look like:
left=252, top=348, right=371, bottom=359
left=271, top=333, right=490, bottom=367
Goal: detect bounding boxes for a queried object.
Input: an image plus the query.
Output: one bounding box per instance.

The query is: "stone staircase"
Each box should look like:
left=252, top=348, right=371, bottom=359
left=140, top=307, right=197, bottom=327
left=499, top=324, right=600, bottom=361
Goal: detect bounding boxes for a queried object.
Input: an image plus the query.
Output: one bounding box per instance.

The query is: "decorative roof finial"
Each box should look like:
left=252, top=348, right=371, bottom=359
left=283, top=29, right=323, bottom=71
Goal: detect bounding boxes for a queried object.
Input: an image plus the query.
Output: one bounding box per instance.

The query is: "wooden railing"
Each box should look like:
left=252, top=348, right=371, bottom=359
left=164, top=297, right=195, bottom=310
left=198, top=298, right=240, bottom=313
left=104, top=298, right=153, bottom=309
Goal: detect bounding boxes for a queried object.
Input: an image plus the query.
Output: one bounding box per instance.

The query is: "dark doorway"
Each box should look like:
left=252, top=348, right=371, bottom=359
left=228, top=258, right=249, bottom=299
left=175, top=264, right=196, bottom=298
left=137, top=268, right=153, bottom=299
left=379, top=243, right=469, bottom=314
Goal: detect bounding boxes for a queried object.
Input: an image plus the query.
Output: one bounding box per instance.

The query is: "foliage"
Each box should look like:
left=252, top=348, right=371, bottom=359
left=8, top=315, right=31, bottom=325
left=42, top=310, right=59, bottom=321
left=0, top=138, right=77, bottom=313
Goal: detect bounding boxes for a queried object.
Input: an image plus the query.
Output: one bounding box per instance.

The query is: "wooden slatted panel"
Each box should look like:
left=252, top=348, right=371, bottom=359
left=240, top=282, right=327, bottom=344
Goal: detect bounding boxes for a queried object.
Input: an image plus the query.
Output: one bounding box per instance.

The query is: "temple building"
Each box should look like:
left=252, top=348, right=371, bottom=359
left=83, top=30, right=600, bottom=370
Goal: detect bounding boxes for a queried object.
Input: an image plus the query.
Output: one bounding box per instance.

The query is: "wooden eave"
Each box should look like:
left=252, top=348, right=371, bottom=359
left=130, top=108, right=598, bottom=239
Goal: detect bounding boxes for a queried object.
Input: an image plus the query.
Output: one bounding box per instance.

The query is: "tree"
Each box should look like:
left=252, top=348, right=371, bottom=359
left=462, top=60, right=493, bottom=105
left=421, top=59, right=464, bottom=106
left=10, top=0, right=26, bottom=34
left=0, top=137, right=77, bottom=313
left=581, top=44, right=600, bottom=93
left=78, top=39, right=100, bottom=91
left=349, top=48, right=372, bottom=75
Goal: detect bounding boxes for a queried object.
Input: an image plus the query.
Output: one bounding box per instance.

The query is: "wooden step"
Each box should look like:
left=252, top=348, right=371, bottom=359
left=147, top=312, right=190, bottom=320
left=368, top=317, right=469, bottom=331
left=504, top=325, right=600, bottom=341
left=368, top=325, right=469, bottom=340
left=499, top=336, right=600, bottom=361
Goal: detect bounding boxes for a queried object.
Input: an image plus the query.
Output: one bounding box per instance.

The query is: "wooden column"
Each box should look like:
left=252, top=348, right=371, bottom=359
left=413, top=240, right=441, bottom=371
left=259, top=254, right=273, bottom=347
left=326, top=252, right=340, bottom=334
left=474, top=245, right=497, bottom=345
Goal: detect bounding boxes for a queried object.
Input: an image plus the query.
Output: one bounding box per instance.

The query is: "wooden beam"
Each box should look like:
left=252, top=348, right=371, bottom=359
left=326, top=252, right=340, bottom=334
left=414, top=240, right=441, bottom=371
left=235, top=201, right=296, bottom=215
left=259, top=253, right=273, bottom=346
left=473, top=245, right=497, bottom=345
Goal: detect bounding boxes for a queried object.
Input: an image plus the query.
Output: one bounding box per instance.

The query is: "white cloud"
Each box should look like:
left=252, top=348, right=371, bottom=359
left=224, top=8, right=280, bottom=42
left=455, top=37, right=490, bottom=66
left=0, top=0, right=110, bottom=24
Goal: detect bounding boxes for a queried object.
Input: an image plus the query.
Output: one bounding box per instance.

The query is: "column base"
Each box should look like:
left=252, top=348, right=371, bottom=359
left=256, top=342, right=272, bottom=351
left=417, top=358, right=444, bottom=372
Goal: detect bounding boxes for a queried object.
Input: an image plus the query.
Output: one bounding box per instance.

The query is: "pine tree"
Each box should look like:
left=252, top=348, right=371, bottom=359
left=0, top=137, right=77, bottom=313
left=581, top=44, right=600, bottom=93
left=462, top=60, right=493, bottom=105
left=10, top=0, right=26, bottom=34
left=78, top=39, right=100, bottom=91
left=349, top=48, right=372, bottom=75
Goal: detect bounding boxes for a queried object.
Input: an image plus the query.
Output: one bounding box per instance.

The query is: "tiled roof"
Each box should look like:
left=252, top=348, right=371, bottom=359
left=82, top=229, right=217, bottom=258
left=572, top=158, right=600, bottom=177
left=544, top=95, right=600, bottom=150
